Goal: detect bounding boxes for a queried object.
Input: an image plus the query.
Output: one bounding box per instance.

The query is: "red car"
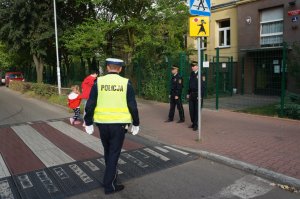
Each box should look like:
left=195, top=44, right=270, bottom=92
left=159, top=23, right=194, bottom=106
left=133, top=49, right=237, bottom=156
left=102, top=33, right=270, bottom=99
left=5, top=72, right=25, bottom=87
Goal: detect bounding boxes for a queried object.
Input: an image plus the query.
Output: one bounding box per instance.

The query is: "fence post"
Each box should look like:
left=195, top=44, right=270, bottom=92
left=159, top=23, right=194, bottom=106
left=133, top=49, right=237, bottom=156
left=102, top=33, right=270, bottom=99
left=137, top=59, right=142, bottom=97
left=180, top=52, right=187, bottom=101
left=230, top=56, right=234, bottom=96
left=280, top=42, right=287, bottom=117
left=167, top=56, right=172, bottom=98
left=241, top=56, right=245, bottom=95
left=205, top=54, right=208, bottom=98
left=216, top=48, right=220, bottom=110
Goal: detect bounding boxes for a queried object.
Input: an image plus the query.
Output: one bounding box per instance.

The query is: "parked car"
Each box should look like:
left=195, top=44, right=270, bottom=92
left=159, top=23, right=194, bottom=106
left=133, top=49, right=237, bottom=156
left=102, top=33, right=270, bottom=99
left=5, top=72, right=25, bottom=87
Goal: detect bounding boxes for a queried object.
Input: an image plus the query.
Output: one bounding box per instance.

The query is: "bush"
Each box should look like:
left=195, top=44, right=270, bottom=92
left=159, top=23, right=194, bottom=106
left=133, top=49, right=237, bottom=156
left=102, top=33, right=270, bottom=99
left=141, top=63, right=169, bottom=102
left=9, top=81, right=32, bottom=93
left=9, top=81, right=58, bottom=97
left=288, top=93, right=300, bottom=104
left=276, top=92, right=300, bottom=119
left=277, top=103, right=300, bottom=120
left=31, top=83, right=57, bottom=97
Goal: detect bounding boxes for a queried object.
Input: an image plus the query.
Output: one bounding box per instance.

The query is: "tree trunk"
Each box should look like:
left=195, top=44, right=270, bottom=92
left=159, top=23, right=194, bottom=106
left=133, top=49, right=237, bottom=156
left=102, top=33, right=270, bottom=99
left=127, top=28, right=135, bottom=65
left=33, top=54, right=44, bottom=83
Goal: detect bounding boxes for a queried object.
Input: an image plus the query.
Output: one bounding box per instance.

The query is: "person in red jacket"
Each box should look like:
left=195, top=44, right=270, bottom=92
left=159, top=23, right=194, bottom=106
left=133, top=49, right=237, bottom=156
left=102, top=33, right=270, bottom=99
left=81, top=71, right=99, bottom=100
left=81, top=71, right=99, bottom=126
left=68, top=85, right=82, bottom=125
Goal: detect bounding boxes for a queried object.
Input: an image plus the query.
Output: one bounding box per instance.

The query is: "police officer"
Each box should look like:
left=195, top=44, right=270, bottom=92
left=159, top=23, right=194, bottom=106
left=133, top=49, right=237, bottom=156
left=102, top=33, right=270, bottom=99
left=187, top=61, right=205, bottom=131
left=84, top=58, right=140, bottom=195
left=165, top=65, right=185, bottom=123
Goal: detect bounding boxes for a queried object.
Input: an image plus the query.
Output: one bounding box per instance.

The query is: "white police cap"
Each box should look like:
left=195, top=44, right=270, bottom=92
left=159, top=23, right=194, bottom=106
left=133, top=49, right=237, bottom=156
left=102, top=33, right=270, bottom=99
left=106, top=58, right=124, bottom=66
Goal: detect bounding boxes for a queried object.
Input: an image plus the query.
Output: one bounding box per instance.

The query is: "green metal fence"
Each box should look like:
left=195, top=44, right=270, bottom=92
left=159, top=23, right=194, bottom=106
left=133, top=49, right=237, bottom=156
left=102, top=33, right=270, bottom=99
left=200, top=41, right=300, bottom=120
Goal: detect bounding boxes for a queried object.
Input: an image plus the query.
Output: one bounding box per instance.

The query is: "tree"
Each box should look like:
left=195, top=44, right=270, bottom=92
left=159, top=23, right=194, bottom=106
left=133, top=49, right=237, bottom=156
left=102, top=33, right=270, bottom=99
left=0, top=42, right=11, bottom=71
left=0, top=0, right=96, bottom=83
left=62, top=19, right=111, bottom=71
left=89, top=0, right=188, bottom=69
left=0, top=1, right=55, bottom=83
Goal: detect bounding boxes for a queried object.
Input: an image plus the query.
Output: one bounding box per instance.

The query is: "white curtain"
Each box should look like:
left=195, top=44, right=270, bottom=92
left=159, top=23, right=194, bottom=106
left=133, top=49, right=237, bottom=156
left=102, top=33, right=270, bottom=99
left=260, top=7, right=283, bottom=46
left=261, top=21, right=283, bottom=34
left=261, top=35, right=283, bottom=45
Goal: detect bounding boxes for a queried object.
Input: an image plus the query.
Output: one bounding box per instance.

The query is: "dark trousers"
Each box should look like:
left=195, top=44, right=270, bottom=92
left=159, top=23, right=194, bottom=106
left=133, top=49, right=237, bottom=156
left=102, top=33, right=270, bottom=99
left=97, top=124, right=126, bottom=192
left=189, top=93, right=198, bottom=127
left=168, top=95, right=185, bottom=121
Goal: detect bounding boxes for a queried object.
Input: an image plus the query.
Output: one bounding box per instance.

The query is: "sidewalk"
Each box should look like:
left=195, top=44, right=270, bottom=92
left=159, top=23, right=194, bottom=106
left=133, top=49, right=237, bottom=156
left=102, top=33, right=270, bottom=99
left=138, top=99, right=300, bottom=180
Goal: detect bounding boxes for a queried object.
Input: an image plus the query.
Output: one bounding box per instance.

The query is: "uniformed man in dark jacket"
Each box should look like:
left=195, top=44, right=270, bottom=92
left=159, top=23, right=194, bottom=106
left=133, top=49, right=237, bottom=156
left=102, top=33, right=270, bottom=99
left=84, top=58, right=140, bottom=195
left=165, top=65, right=185, bottom=123
left=187, top=61, right=205, bottom=131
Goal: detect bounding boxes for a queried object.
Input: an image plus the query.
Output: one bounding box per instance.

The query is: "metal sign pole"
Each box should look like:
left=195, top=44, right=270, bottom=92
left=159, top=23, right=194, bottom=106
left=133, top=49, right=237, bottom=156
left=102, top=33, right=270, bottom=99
left=197, top=37, right=202, bottom=141
left=53, top=0, right=61, bottom=95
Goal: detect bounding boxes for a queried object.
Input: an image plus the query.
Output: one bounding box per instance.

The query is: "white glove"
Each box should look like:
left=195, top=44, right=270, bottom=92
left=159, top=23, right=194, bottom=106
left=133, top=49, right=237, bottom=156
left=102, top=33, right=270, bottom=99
left=131, top=125, right=140, bottom=135
left=85, top=125, right=94, bottom=135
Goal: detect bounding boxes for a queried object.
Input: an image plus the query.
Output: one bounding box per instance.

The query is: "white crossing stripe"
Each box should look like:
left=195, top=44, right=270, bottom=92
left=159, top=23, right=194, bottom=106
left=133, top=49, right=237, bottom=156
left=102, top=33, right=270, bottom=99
left=134, top=151, right=150, bottom=159
left=205, top=175, right=274, bottom=199
left=121, top=153, right=149, bottom=168
left=0, top=155, right=10, bottom=178
left=12, top=125, right=75, bottom=167
left=0, top=179, right=14, bottom=199
left=83, top=161, right=100, bottom=172
left=18, top=175, right=33, bottom=189
left=118, top=159, right=126, bottom=165
left=155, top=146, right=169, bottom=153
left=164, top=146, right=189, bottom=155
left=48, top=121, right=104, bottom=155
left=97, top=158, right=123, bottom=174
left=69, top=164, right=93, bottom=184
left=143, top=148, right=170, bottom=162
left=36, top=171, right=59, bottom=194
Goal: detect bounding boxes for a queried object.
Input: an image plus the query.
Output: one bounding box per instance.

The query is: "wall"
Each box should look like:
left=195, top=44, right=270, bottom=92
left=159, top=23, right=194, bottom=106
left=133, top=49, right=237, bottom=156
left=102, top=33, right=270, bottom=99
left=237, top=0, right=300, bottom=48
left=187, top=0, right=239, bottom=62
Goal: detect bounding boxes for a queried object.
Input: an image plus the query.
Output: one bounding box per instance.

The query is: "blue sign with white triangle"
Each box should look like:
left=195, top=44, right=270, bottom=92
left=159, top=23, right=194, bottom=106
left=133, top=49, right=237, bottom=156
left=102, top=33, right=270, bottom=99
left=190, top=0, right=211, bottom=16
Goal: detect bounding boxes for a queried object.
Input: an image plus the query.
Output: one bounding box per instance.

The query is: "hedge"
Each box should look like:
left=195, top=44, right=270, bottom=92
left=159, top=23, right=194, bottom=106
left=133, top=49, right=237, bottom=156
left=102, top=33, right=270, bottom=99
left=9, top=81, right=58, bottom=97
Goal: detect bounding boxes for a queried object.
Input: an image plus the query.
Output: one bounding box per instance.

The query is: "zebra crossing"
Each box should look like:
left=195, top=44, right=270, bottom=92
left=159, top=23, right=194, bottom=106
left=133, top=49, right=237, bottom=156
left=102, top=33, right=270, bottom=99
left=0, top=120, right=198, bottom=199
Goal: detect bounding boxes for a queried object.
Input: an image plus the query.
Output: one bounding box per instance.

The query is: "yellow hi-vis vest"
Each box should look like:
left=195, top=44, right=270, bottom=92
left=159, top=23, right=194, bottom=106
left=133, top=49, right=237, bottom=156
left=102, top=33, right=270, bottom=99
left=93, top=74, right=132, bottom=123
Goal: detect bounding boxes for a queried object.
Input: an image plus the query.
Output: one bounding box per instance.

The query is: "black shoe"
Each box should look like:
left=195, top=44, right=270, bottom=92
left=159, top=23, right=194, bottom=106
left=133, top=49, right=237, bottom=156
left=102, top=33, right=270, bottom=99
left=188, top=125, right=194, bottom=128
left=177, top=120, right=185, bottom=123
left=193, top=126, right=198, bottom=131
left=105, top=185, right=125, bottom=195
left=165, top=119, right=173, bottom=123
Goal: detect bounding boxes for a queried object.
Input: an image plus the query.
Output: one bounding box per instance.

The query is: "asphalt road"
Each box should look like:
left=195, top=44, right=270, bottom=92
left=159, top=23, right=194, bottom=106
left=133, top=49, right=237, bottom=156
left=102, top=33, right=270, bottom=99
left=0, top=86, right=71, bottom=125
left=69, top=158, right=300, bottom=199
left=0, top=86, right=299, bottom=199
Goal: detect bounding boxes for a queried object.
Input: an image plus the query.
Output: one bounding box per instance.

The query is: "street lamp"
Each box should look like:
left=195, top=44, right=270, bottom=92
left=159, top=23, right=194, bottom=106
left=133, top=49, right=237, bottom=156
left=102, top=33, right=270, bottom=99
left=53, top=0, right=62, bottom=95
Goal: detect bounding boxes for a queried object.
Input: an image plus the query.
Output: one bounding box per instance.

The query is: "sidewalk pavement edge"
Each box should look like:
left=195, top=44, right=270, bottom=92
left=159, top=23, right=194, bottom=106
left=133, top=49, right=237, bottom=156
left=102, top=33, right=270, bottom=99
left=174, top=145, right=300, bottom=190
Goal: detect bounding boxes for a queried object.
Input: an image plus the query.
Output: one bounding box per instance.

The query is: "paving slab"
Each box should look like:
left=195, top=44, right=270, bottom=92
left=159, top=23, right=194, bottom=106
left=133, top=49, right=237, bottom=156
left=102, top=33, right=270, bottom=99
left=137, top=99, right=300, bottom=181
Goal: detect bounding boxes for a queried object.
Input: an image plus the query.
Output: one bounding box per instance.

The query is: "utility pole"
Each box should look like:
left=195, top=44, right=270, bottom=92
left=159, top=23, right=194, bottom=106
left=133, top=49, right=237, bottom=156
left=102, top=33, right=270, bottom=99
left=53, top=0, right=61, bottom=95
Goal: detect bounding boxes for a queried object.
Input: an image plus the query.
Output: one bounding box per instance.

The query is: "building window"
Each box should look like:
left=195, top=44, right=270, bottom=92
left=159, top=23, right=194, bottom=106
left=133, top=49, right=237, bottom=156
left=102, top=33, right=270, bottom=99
left=260, top=7, right=283, bottom=47
left=218, top=20, right=230, bottom=47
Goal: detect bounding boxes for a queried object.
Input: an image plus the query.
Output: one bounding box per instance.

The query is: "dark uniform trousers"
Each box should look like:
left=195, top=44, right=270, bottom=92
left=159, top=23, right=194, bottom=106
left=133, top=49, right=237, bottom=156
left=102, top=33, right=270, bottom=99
left=97, top=124, right=126, bottom=192
left=189, top=92, right=198, bottom=128
left=168, top=95, right=185, bottom=121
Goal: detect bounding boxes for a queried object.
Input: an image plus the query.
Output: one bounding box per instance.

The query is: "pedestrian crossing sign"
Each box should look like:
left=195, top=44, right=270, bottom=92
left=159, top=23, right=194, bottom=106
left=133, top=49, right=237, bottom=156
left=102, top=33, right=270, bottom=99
left=189, top=16, right=210, bottom=37
left=190, top=0, right=211, bottom=16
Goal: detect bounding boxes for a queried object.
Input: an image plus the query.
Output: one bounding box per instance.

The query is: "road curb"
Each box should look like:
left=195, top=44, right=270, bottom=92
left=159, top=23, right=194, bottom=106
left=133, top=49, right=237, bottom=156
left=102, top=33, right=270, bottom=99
left=174, top=146, right=300, bottom=190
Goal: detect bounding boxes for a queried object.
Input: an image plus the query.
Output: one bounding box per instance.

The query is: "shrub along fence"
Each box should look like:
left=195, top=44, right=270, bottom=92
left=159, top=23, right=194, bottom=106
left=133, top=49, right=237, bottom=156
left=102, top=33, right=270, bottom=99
left=9, top=81, right=70, bottom=97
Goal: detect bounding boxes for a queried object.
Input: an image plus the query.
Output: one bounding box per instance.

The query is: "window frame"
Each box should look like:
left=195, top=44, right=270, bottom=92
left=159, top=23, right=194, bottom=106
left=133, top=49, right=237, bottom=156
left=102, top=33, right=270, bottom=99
left=260, top=9, right=284, bottom=47
left=218, top=20, right=231, bottom=48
